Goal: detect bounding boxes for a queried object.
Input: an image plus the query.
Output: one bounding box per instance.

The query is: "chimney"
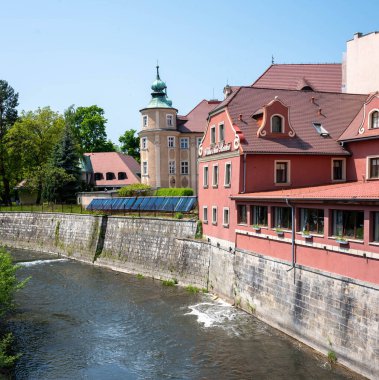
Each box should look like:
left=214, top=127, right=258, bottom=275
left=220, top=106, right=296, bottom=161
left=354, top=32, right=363, bottom=40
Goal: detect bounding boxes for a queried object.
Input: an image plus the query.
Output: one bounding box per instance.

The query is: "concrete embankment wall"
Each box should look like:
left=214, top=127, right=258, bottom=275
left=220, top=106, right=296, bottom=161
left=0, top=212, right=377, bottom=379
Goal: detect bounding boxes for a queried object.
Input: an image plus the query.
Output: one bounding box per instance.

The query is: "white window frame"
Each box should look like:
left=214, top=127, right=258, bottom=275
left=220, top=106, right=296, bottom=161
left=169, top=160, right=176, bottom=175
left=271, top=114, right=284, bottom=133
left=203, top=206, right=208, bottom=224
left=180, top=161, right=189, bottom=175
left=274, top=160, right=290, bottom=185
left=210, top=125, right=216, bottom=145
left=367, top=155, right=379, bottom=179
left=142, top=161, right=148, bottom=176
left=218, top=122, right=225, bottom=142
left=180, top=137, right=189, bottom=149
left=224, top=162, right=231, bottom=187
left=212, top=164, right=219, bottom=187
left=166, top=114, right=174, bottom=127
left=168, top=136, right=175, bottom=148
left=203, top=165, right=209, bottom=188
left=223, top=207, right=230, bottom=227
left=142, top=115, right=148, bottom=128
left=331, top=158, right=346, bottom=182
left=368, top=109, right=379, bottom=129
left=212, top=206, right=218, bottom=225
left=141, top=137, right=147, bottom=150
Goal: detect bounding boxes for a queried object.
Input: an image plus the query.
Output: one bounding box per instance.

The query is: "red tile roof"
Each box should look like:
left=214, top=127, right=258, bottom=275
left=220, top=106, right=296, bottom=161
left=178, top=99, right=221, bottom=133
left=211, top=87, right=367, bottom=155
left=84, top=152, right=140, bottom=188
left=252, top=64, right=342, bottom=93
left=231, top=181, right=379, bottom=201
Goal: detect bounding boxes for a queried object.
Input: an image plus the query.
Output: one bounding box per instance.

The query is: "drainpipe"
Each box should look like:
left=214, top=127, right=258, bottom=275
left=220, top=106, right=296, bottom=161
left=242, top=153, right=247, bottom=193
left=285, top=198, right=296, bottom=276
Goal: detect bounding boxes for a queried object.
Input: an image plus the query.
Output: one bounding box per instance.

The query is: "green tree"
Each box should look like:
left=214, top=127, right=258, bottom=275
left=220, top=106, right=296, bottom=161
left=119, top=129, right=140, bottom=162
left=6, top=107, right=65, bottom=204
left=0, top=80, right=19, bottom=205
left=0, top=248, right=28, bottom=369
left=43, top=125, right=81, bottom=203
left=66, top=105, right=116, bottom=153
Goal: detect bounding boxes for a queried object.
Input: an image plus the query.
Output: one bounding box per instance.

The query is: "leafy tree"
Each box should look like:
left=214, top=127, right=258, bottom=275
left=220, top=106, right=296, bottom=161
left=0, top=248, right=28, bottom=369
left=119, top=129, right=140, bottom=162
left=43, top=125, right=81, bottom=203
left=6, top=107, right=64, bottom=204
left=0, top=81, right=19, bottom=204
left=66, top=105, right=116, bottom=153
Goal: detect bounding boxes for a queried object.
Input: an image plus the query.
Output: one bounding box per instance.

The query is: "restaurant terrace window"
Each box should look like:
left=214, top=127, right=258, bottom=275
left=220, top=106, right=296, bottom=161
left=273, top=207, right=292, bottom=230
left=237, top=205, right=247, bottom=224
left=251, top=205, right=268, bottom=226
left=332, top=210, right=364, bottom=240
left=373, top=212, right=379, bottom=242
left=299, top=208, right=324, bottom=234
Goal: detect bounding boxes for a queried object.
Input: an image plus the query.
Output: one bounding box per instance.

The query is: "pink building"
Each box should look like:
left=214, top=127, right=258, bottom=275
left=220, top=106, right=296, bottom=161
left=198, top=86, right=379, bottom=285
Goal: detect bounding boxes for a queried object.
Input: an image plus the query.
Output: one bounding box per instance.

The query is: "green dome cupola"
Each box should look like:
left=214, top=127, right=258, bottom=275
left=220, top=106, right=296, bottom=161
left=145, top=65, right=175, bottom=109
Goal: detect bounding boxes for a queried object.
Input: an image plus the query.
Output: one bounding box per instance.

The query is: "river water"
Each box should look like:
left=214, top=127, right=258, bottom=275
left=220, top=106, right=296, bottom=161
left=7, top=248, right=361, bottom=380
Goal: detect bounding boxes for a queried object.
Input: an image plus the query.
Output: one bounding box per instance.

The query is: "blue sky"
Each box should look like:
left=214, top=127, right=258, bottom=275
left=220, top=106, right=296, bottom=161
left=1, top=0, right=379, bottom=143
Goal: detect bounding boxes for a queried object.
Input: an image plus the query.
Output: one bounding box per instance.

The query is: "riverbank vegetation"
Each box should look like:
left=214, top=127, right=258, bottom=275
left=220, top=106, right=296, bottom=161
left=0, top=248, right=28, bottom=374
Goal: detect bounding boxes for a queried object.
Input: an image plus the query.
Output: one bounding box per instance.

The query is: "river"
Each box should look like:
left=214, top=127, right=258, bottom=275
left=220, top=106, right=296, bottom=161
left=6, top=248, right=361, bottom=380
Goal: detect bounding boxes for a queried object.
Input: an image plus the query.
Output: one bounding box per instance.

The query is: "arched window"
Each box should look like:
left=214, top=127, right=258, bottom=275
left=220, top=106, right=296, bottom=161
left=106, top=172, right=115, bottom=180
left=370, top=111, right=379, bottom=129
left=94, top=173, right=103, bottom=181
left=118, top=172, right=127, bottom=180
left=271, top=115, right=283, bottom=133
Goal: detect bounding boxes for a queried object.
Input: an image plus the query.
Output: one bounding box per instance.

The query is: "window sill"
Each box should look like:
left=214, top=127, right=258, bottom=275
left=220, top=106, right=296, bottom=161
left=203, top=220, right=208, bottom=224
left=224, top=184, right=231, bottom=188
left=180, top=174, right=189, bottom=176
left=212, top=185, right=218, bottom=188
left=274, top=182, right=291, bottom=186
left=223, top=224, right=229, bottom=228
left=329, top=236, right=364, bottom=244
left=331, top=179, right=346, bottom=183
left=203, top=185, right=209, bottom=189
left=366, top=178, right=379, bottom=181
left=180, top=147, right=189, bottom=150
left=237, top=223, right=248, bottom=226
left=369, top=241, right=379, bottom=246
left=212, top=222, right=217, bottom=226
left=296, top=232, right=324, bottom=238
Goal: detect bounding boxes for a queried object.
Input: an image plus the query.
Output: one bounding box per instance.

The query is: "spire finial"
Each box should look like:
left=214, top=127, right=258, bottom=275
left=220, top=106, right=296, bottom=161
left=272, top=55, right=275, bottom=64
left=156, top=60, right=160, bottom=80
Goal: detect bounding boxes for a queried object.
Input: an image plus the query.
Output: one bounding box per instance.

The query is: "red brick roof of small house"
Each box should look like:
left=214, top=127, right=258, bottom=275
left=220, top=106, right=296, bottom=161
left=231, top=181, right=379, bottom=202
left=84, top=152, right=140, bottom=188
left=252, top=64, right=343, bottom=93
left=177, top=99, right=221, bottom=133
left=210, top=87, right=368, bottom=155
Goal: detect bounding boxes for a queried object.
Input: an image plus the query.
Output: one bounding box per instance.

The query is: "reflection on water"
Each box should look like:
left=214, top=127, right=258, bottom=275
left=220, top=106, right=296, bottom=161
left=7, top=248, right=361, bottom=380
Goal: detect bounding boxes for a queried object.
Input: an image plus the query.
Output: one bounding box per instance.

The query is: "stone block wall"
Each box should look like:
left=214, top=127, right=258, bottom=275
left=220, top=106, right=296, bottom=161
left=0, top=212, right=378, bottom=378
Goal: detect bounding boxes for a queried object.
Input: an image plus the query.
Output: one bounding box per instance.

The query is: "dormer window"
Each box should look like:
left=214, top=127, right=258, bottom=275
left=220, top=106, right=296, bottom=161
left=166, top=114, right=174, bottom=127
left=106, top=172, right=115, bottom=180
left=271, top=115, right=283, bottom=133
left=370, top=110, right=379, bottom=129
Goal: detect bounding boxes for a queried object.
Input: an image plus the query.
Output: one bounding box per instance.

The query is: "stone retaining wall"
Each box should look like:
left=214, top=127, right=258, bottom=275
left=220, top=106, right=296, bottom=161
left=0, top=212, right=377, bottom=379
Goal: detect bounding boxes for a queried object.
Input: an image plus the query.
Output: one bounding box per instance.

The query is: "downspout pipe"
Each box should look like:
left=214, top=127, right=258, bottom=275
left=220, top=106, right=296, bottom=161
left=285, top=198, right=296, bottom=273
left=242, top=153, right=247, bottom=193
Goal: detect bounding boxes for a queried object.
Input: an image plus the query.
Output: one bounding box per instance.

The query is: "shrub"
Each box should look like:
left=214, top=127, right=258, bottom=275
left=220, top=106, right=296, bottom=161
left=175, top=212, right=183, bottom=219
left=118, top=184, right=152, bottom=197
left=136, top=274, right=144, bottom=279
left=154, top=188, right=194, bottom=196
left=327, top=350, right=337, bottom=364
left=195, top=220, right=203, bottom=239
left=186, top=285, right=201, bottom=293
left=162, top=279, right=176, bottom=287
